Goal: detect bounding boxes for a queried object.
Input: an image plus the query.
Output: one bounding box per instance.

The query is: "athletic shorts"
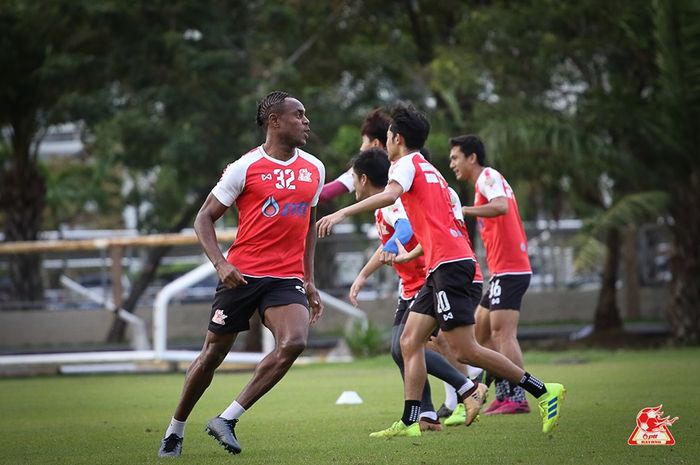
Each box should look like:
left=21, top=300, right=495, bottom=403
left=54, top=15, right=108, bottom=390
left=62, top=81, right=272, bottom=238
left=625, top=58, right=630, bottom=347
left=208, top=276, right=309, bottom=334
left=409, top=260, right=483, bottom=331
left=393, top=296, right=415, bottom=327
left=479, top=274, right=531, bottom=311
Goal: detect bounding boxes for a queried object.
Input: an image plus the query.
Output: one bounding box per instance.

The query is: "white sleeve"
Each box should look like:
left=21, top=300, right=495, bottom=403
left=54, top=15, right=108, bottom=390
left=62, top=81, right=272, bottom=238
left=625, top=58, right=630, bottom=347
left=388, top=155, right=416, bottom=193
left=448, top=187, right=463, bottom=220
left=310, top=160, right=326, bottom=207
left=336, top=168, right=355, bottom=192
left=381, top=198, right=409, bottom=227
left=477, top=168, right=507, bottom=202
left=211, top=158, right=248, bottom=206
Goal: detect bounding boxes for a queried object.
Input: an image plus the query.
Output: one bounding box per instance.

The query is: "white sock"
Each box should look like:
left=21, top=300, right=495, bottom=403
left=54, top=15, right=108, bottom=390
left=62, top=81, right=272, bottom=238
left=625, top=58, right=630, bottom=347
left=456, top=379, right=475, bottom=398
left=165, top=417, right=186, bottom=438
left=419, top=411, right=437, bottom=421
left=443, top=382, right=458, bottom=410
left=220, top=400, right=246, bottom=421
left=467, top=365, right=483, bottom=380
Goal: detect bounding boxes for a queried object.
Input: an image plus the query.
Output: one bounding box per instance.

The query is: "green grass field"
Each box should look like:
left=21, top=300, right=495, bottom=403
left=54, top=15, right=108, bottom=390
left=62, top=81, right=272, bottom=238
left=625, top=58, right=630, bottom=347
left=1, top=348, right=698, bottom=465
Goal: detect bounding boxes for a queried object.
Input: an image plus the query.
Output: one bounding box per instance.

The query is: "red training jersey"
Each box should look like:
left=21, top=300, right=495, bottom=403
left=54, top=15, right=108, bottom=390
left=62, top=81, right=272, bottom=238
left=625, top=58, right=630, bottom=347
left=375, top=198, right=426, bottom=299
left=211, top=145, right=325, bottom=279
left=474, top=167, right=531, bottom=276
left=389, top=152, right=474, bottom=274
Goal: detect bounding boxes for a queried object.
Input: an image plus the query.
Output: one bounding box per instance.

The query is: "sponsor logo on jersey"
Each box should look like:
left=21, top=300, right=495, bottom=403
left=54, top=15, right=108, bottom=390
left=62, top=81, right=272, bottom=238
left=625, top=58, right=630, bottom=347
left=211, top=309, right=227, bottom=325
left=281, top=202, right=309, bottom=217
left=262, top=196, right=281, bottom=217
left=298, top=168, right=313, bottom=182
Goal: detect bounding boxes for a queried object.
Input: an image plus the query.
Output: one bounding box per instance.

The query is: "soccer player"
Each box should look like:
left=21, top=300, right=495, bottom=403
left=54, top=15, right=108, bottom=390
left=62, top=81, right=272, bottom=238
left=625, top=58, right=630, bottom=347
left=317, top=103, right=565, bottom=437
left=158, top=91, right=325, bottom=457
left=348, top=148, right=485, bottom=431
left=449, top=134, right=532, bottom=415
left=319, top=109, right=391, bottom=202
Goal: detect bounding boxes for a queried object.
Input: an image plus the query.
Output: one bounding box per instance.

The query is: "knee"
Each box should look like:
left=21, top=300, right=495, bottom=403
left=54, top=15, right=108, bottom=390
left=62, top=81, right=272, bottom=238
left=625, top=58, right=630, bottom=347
left=399, top=332, right=422, bottom=357
left=200, top=345, right=228, bottom=370
left=490, top=326, right=515, bottom=345
left=277, top=336, right=307, bottom=360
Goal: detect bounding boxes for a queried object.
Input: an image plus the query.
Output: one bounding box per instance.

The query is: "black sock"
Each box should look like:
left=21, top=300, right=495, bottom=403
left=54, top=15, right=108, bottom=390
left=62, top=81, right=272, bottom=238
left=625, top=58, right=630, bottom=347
left=518, top=372, right=547, bottom=398
left=401, top=400, right=421, bottom=426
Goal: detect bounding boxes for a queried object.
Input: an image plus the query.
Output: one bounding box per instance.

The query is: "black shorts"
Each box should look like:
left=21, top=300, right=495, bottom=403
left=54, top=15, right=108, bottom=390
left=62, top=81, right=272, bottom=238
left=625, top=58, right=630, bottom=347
left=409, top=260, right=483, bottom=331
left=479, top=274, right=531, bottom=311
left=393, top=297, right=415, bottom=327
left=208, top=277, right=309, bottom=334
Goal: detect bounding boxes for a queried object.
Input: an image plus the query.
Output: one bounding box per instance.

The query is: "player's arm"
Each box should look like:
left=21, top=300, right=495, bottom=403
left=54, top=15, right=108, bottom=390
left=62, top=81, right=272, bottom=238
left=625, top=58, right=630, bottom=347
left=194, top=194, right=248, bottom=288
left=319, top=179, right=350, bottom=202
left=317, top=181, right=404, bottom=237
left=394, top=242, right=423, bottom=264
left=349, top=244, right=383, bottom=306
left=462, top=196, right=508, bottom=218
left=304, top=206, right=324, bottom=324
left=379, top=219, right=413, bottom=264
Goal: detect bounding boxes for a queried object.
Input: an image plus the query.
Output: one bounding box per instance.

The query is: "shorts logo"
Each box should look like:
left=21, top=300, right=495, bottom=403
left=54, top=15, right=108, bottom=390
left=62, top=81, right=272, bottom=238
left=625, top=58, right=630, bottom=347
left=628, top=405, right=678, bottom=446
left=262, top=196, right=280, bottom=217
left=295, top=285, right=306, bottom=294
left=211, top=309, right=227, bottom=325
left=298, top=168, right=313, bottom=182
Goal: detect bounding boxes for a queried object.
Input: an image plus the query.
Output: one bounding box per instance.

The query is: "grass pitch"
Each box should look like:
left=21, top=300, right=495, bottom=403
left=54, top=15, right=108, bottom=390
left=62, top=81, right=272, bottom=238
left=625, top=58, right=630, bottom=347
left=0, top=348, right=698, bottom=465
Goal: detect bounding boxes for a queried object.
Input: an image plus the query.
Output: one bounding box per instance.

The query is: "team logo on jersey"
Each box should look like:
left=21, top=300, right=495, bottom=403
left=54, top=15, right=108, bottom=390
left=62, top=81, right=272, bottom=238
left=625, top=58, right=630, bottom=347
left=261, top=196, right=281, bottom=217
left=211, top=309, right=227, bottom=325
left=628, top=405, right=678, bottom=446
left=261, top=173, right=273, bottom=181
left=298, top=168, right=313, bottom=182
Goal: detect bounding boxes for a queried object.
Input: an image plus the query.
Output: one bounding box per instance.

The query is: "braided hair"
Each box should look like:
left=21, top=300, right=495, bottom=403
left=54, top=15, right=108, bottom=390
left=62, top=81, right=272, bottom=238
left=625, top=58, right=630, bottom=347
left=256, top=91, right=290, bottom=131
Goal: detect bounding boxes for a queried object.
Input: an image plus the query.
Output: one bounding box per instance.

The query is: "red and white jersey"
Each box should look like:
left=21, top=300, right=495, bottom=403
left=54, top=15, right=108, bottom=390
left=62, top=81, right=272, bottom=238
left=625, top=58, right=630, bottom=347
left=389, top=152, right=474, bottom=274
left=212, top=145, right=325, bottom=279
left=375, top=198, right=426, bottom=299
left=448, top=188, right=483, bottom=283
left=474, top=167, right=531, bottom=276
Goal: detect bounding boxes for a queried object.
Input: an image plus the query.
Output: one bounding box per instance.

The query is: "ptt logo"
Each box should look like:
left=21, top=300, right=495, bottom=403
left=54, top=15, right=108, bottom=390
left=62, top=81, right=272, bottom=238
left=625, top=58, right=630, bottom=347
left=261, top=196, right=308, bottom=218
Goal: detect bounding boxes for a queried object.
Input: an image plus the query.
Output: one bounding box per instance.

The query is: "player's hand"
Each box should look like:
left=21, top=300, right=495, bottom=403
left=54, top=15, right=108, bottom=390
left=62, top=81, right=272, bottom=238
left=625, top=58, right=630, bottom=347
left=461, top=206, right=471, bottom=217
left=304, top=281, right=324, bottom=324
left=379, top=250, right=396, bottom=265
left=316, top=211, right=346, bottom=238
left=216, top=261, right=248, bottom=288
left=392, top=240, right=412, bottom=264
left=349, top=275, right=366, bottom=306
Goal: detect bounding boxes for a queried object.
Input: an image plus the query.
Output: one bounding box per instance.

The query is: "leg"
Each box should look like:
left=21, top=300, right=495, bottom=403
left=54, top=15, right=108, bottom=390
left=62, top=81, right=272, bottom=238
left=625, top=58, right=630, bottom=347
left=234, top=303, right=309, bottom=408
left=173, top=330, right=237, bottom=421
left=441, top=325, right=524, bottom=384
left=474, top=305, right=494, bottom=349
left=400, top=311, right=438, bottom=402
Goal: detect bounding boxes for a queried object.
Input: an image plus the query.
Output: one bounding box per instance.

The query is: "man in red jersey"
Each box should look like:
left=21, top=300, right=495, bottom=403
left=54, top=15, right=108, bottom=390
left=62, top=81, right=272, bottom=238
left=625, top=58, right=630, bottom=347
left=348, top=147, right=484, bottom=432
left=449, top=134, right=532, bottom=415
left=318, top=103, right=565, bottom=438
left=159, top=91, right=325, bottom=457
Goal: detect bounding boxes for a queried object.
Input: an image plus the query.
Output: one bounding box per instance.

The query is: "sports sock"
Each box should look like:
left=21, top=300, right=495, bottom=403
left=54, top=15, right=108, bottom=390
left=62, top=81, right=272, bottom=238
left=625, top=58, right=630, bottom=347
left=495, top=378, right=508, bottom=401
left=220, top=400, right=246, bottom=421
left=165, top=417, right=186, bottom=438
left=457, top=381, right=476, bottom=398
left=510, top=384, right=527, bottom=402
left=518, top=372, right=547, bottom=398
left=467, top=365, right=483, bottom=380
left=401, top=400, right=421, bottom=426
left=419, top=411, right=438, bottom=421
left=443, top=382, right=458, bottom=410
